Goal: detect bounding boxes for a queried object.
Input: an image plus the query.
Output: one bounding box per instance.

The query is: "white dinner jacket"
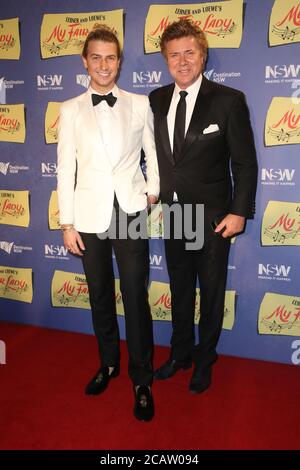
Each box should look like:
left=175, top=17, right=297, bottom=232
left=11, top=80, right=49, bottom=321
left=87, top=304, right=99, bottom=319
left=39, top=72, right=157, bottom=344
left=57, top=86, right=159, bottom=233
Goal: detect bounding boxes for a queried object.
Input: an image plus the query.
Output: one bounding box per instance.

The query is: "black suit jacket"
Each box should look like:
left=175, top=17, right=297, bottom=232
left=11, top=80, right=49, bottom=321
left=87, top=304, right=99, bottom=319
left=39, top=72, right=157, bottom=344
left=149, top=76, right=258, bottom=218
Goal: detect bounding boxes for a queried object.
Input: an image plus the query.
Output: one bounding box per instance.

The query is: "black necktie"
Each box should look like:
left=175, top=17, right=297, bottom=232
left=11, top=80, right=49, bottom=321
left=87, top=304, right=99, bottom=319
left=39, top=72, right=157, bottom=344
left=92, top=92, right=117, bottom=107
left=173, top=90, right=188, bottom=162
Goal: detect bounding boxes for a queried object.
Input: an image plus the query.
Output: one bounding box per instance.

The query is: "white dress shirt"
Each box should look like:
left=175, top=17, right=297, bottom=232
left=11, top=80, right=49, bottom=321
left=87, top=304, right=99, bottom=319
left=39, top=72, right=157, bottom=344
left=167, top=74, right=203, bottom=200
left=90, top=84, right=120, bottom=168
left=167, top=74, right=203, bottom=152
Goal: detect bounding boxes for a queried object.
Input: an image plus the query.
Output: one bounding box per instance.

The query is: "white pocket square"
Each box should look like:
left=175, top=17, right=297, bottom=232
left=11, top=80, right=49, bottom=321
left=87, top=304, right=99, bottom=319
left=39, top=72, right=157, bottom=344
left=203, top=124, right=219, bottom=134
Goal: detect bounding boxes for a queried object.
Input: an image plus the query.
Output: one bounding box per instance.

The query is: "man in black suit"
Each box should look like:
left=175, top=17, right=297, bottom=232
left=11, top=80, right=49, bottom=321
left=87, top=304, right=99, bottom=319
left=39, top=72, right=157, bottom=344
left=149, top=19, right=257, bottom=393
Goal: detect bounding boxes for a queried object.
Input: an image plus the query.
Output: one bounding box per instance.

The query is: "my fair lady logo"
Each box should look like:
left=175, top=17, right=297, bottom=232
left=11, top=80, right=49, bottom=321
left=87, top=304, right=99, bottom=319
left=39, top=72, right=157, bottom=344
left=267, top=108, right=300, bottom=144
left=0, top=110, right=20, bottom=134
left=270, top=1, right=300, bottom=45
left=150, top=12, right=235, bottom=48
left=1, top=197, right=25, bottom=219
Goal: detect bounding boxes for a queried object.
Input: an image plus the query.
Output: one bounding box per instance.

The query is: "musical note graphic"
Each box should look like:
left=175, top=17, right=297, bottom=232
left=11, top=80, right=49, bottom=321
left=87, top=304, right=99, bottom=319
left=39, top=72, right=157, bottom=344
left=42, top=38, right=85, bottom=55
left=224, top=307, right=230, bottom=318
left=73, top=39, right=85, bottom=48
left=228, top=22, right=236, bottom=34
left=53, top=288, right=90, bottom=307
left=146, top=34, right=161, bottom=49
left=8, top=123, right=20, bottom=134
left=47, top=126, right=58, bottom=140
left=216, top=22, right=236, bottom=37
left=50, top=214, right=60, bottom=226
left=0, top=38, right=15, bottom=50
left=269, top=320, right=282, bottom=333
left=261, top=317, right=300, bottom=334
left=76, top=294, right=89, bottom=304
left=267, top=226, right=300, bottom=242
left=0, top=123, right=21, bottom=135
left=264, top=227, right=286, bottom=244
left=273, top=230, right=286, bottom=243
left=154, top=307, right=168, bottom=320
left=267, top=126, right=300, bottom=143
left=272, top=24, right=299, bottom=41
left=54, top=293, right=70, bottom=306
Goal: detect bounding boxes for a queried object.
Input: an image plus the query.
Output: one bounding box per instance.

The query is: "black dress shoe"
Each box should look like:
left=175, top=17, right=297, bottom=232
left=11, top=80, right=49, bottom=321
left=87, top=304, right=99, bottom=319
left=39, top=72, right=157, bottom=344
left=154, top=357, right=192, bottom=380
left=85, top=365, right=119, bottom=395
left=189, top=365, right=212, bottom=394
left=134, top=385, right=154, bottom=422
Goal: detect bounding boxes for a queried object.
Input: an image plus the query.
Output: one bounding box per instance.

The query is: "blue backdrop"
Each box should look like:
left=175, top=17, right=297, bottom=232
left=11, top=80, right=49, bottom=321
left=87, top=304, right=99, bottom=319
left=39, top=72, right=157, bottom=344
left=0, top=0, right=299, bottom=366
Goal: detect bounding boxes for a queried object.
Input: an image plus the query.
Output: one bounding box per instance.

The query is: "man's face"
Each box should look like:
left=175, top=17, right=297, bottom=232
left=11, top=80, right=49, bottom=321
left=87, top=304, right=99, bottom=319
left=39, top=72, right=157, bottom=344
left=165, top=35, right=204, bottom=89
left=82, top=39, right=120, bottom=94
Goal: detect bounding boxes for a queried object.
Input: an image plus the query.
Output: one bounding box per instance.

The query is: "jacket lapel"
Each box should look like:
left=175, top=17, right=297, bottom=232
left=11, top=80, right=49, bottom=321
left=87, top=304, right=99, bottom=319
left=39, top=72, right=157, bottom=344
left=81, top=91, right=102, bottom=142
left=80, top=91, right=113, bottom=167
left=115, top=89, right=131, bottom=158
left=157, top=84, right=175, bottom=165
left=181, top=76, right=214, bottom=158
left=80, top=89, right=131, bottom=170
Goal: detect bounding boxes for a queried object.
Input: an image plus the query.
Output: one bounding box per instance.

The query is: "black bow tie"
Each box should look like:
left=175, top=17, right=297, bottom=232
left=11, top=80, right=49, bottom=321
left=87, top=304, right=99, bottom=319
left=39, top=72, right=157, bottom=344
left=91, top=92, right=117, bottom=107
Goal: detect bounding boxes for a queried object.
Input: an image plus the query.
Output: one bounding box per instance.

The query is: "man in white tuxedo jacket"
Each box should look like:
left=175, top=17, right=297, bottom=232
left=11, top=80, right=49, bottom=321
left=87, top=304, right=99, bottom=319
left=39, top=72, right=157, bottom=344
left=57, top=26, right=159, bottom=421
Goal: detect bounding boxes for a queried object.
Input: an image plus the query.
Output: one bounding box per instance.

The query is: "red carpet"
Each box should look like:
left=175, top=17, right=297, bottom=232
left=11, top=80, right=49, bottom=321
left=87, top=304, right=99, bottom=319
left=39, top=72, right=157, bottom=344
left=0, top=321, right=299, bottom=450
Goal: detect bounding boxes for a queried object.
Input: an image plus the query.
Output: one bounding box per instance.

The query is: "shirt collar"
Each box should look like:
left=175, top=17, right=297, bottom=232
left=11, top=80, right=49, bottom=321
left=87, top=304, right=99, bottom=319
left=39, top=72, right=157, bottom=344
left=88, top=84, right=119, bottom=97
left=174, top=74, right=203, bottom=99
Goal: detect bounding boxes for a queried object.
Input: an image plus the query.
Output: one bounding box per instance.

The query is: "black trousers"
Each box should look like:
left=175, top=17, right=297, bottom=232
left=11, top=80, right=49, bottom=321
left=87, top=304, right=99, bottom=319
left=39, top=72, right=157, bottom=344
left=80, top=201, right=153, bottom=386
left=163, top=204, right=231, bottom=370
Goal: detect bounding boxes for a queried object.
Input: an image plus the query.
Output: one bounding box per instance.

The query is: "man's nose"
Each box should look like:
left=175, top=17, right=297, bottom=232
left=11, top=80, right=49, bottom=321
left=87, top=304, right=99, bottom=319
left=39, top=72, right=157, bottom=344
left=100, top=58, right=109, bottom=69
left=179, top=54, right=188, bottom=65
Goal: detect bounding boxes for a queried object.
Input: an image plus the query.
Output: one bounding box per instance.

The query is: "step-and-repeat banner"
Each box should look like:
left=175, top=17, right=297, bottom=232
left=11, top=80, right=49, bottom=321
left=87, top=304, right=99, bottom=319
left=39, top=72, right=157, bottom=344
left=1, top=0, right=299, bottom=366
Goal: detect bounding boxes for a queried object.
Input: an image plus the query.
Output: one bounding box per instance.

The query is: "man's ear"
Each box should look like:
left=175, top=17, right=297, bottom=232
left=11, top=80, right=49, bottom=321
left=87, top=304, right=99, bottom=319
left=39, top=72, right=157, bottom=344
left=82, top=55, right=88, bottom=70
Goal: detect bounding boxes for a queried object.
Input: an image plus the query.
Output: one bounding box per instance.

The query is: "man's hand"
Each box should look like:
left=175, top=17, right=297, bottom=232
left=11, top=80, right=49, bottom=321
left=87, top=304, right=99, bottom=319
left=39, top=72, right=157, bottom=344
left=215, top=214, right=245, bottom=238
left=63, top=229, right=85, bottom=256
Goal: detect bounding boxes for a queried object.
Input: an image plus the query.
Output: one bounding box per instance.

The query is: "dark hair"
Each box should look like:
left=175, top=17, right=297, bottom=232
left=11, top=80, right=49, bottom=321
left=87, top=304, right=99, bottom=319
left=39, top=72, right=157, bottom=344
left=160, top=19, right=208, bottom=61
left=82, top=24, right=121, bottom=59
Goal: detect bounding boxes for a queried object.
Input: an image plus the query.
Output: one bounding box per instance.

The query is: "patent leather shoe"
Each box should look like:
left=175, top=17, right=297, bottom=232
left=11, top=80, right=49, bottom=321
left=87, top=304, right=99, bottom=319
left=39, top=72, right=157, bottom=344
left=134, top=385, right=154, bottom=422
left=85, top=365, right=119, bottom=395
left=154, top=357, right=192, bottom=380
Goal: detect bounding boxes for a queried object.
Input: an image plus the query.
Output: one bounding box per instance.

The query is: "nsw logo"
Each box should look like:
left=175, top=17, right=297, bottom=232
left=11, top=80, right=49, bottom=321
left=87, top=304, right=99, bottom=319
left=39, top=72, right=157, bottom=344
left=37, top=75, right=63, bottom=90
left=76, top=74, right=91, bottom=89
left=261, top=168, right=295, bottom=186
left=258, top=263, right=291, bottom=281
left=265, top=65, right=300, bottom=84
left=149, top=254, right=163, bottom=270
left=133, top=71, right=162, bottom=88
left=41, top=162, right=57, bottom=177
left=44, top=244, right=69, bottom=260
